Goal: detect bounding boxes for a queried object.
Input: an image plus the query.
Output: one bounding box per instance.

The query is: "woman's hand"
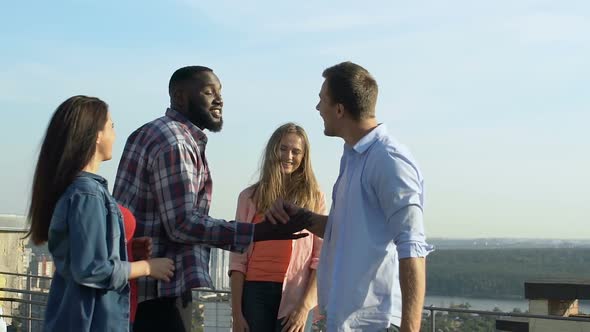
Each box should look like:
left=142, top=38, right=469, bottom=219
left=232, top=313, right=250, bottom=332
left=281, top=305, right=310, bottom=332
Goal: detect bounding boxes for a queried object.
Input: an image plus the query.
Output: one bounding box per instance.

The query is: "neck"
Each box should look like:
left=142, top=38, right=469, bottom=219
left=341, top=118, right=379, bottom=146
left=82, top=155, right=101, bottom=174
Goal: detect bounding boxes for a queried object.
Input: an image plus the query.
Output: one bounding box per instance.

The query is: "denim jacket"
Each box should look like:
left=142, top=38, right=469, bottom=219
left=43, top=172, right=131, bottom=332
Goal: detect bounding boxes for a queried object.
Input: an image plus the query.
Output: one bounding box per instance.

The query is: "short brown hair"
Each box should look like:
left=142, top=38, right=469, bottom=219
left=322, top=61, right=378, bottom=121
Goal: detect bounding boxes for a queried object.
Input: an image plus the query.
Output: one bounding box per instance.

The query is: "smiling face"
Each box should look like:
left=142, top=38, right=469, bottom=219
left=278, top=132, right=305, bottom=175
left=171, top=70, right=224, bottom=132
left=316, top=79, right=341, bottom=137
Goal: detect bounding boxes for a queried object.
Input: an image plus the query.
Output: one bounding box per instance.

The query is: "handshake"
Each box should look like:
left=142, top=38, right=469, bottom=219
left=252, top=202, right=315, bottom=242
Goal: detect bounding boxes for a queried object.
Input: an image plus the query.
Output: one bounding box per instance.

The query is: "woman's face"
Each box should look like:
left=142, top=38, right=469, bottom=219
left=96, top=112, right=116, bottom=161
left=278, top=133, right=304, bottom=175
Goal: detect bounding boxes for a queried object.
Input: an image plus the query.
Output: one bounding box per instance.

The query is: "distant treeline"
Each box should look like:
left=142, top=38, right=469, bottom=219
left=426, top=248, right=590, bottom=299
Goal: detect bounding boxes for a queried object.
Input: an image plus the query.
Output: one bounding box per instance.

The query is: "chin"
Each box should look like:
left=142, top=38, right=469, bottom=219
left=206, top=118, right=223, bottom=132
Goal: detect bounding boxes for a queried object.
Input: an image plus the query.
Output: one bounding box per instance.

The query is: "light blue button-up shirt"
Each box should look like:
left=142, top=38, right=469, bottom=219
left=318, top=124, right=433, bottom=332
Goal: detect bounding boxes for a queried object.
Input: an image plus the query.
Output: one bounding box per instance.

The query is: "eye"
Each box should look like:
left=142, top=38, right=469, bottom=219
left=111, top=122, right=115, bottom=128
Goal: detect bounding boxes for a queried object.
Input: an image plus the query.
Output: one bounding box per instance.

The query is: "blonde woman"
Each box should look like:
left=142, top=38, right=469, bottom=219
left=230, top=123, right=325, bottom=332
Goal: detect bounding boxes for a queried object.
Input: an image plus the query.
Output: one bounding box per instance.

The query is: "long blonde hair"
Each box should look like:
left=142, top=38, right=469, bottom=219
left=252, top=123, right=322, bottom=214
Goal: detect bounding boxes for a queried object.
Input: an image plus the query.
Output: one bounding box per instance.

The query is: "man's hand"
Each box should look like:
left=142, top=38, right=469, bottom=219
left=253, top=208, right=313, bottom=242
left=132, top=237, right=152, bottom=260
left=265, top=198, right=301, bottom=224
left=264, top=198, right=328, bottom=238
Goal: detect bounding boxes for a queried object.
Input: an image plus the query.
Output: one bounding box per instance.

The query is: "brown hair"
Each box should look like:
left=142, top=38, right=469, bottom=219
left=252, top=123, right=322, bottom=213
left=322, top=61, right=378, bottom=121
left=27, top=95, right=109, bottom=244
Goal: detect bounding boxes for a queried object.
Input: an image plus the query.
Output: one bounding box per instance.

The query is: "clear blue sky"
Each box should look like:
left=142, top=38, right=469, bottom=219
left=1, top=0, right=589, bottom=238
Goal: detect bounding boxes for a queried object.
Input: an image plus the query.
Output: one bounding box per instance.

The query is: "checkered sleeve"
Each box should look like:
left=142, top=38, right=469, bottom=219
left=152, top=142, right=254, bottom=252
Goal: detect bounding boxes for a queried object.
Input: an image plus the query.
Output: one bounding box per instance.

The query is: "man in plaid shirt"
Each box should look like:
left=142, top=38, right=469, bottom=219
left=113, top=66, right=310, bottom=332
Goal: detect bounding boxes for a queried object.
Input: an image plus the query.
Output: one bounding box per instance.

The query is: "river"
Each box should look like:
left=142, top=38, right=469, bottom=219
left=425, top=295, right=590, bottom=314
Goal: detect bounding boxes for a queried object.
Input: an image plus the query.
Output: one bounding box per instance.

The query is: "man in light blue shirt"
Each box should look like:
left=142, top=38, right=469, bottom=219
left=266, top=62, right=433, bottom=331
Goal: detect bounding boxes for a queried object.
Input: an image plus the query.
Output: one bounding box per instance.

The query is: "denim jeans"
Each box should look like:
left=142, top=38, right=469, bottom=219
left=242, top=281, right=313, bottom=332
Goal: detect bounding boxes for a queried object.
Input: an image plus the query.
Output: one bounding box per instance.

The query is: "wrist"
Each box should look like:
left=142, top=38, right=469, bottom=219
left=144, top=260, right=151, bottom=277
left=298, top=300, right=313, bottom=312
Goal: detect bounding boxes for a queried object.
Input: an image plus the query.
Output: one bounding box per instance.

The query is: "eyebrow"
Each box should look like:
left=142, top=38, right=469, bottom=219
left=281, top=144, right=302, bottom=151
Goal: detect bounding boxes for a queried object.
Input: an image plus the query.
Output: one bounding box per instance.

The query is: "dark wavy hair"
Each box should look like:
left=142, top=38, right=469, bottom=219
left=26, top=95, right=109, bottom=244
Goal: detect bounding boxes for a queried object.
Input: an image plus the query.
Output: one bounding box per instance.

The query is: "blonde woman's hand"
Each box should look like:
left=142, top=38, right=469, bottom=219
left=232, top=313, right=249, bottom=332
left=281, top=305, right=310, bottom=332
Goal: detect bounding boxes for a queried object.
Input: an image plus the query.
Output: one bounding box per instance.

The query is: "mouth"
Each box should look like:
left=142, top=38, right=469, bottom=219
left=210, top=108, right=222, bottom=119
left=281, top=161, right=293, bottom=168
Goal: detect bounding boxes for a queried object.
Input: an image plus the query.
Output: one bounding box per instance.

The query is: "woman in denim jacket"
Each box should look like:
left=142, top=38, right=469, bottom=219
left=26, top=96, right=175, bottom=332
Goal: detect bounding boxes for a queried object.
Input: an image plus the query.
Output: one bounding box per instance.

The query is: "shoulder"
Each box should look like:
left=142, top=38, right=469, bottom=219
left=367, top=134, right=422, bottom=182
left=66, top=176, right=103, bottom=196
left=238, top=185, right=256, bottom=204
left=126, top=116, right=194, bottom=155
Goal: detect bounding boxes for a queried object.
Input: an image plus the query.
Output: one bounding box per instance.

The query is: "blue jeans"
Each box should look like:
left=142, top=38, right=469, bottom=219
left=242, top=281, right=313, bottom=332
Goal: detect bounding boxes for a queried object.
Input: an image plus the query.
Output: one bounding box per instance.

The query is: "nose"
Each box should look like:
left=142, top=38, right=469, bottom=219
left=214, top=94, right=223, bottom=107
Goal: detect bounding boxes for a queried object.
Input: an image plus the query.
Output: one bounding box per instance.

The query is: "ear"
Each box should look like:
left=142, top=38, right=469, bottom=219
left=335, top=103, right=346, bottom=119
left=96, top=131, right=103, bottom=145
left=171, top=87, right=186, bottom=107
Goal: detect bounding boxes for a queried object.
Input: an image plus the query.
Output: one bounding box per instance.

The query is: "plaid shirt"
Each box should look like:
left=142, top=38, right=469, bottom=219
left=113, top=108, right=254, bottom=301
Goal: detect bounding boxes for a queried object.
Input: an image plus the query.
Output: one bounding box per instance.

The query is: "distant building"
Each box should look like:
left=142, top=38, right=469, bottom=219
left=497, top=279, right=590, bottom=332
left=208, top=248, right=231, bottom=290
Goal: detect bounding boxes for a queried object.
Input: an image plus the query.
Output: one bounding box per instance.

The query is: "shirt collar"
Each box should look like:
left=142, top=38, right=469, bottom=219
left=78, top=171, right=108, bottom=189
left=165, top=108, right=208, bottom=144
left=348, top=124, right=387, bottom=154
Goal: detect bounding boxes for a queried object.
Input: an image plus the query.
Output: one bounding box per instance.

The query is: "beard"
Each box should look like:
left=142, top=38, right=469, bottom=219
left=187, top=100, right=223, bottom=132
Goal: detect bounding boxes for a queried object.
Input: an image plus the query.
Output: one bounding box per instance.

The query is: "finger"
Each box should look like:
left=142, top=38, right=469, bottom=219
left=273, top=198, right=291, bottom=223
left=265, top=208, right=279, bottom=225
left=281, top=318, right=291, bottom=332
left=289, top=233, right=310, bottom=240
left=268, top=201, right=290, bottom=224
left=285, top=202, right=301, bottom=216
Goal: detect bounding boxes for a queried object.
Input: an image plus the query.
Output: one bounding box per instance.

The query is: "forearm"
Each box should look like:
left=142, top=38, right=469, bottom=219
left=129, top=260, right=150, bottom=279
left=299, top=269, right=318, bottom=310
left=230, top=271, right=246, bottom=316
left=399, top=257, right=426, bottom=332
left=307, top=213, right=328, bottom=238
left=162, top=211, right=254, bottom=252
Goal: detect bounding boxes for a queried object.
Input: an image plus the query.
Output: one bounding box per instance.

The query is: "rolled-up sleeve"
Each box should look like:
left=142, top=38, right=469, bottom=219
left=68, top=193, right=130, bottom=291
left=374, top=151, right=434, bottom=259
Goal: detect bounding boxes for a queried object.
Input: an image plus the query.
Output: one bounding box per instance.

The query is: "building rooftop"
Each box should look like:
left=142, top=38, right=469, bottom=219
left=525, top=279, right=590, bottom=300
